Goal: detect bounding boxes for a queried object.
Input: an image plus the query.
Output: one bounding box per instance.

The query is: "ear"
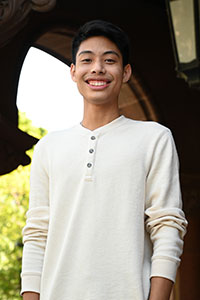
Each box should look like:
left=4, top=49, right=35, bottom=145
left=122, top=64, right=132, bottom=83
left=70, top=63, right=77, bottom=82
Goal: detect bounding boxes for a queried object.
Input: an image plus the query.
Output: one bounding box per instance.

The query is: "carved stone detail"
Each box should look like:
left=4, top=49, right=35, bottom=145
left=0, top=1, right=31, bottom=25
left=0, top=0, right=56, bottom=47
left=31, top=0, right=56, bottom=12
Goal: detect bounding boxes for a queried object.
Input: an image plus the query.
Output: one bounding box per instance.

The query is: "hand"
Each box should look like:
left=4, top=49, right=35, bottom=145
left=22, top=292, right=40, bottom=300
left=148, top=277, right=173, bottom=300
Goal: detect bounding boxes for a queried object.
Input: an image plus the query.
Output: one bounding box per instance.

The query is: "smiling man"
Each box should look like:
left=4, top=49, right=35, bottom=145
left=21, top=20, right=187, bottom=300
left=70, top=32, right=131, bottom=126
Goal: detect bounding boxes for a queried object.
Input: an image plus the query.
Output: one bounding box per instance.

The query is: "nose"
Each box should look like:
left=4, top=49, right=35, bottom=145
left=91, top=59, right=105, bottom=74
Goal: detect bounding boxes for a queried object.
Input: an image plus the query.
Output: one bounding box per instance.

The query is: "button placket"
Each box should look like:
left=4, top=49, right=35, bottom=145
left=85, top=134, right=98, bottom=181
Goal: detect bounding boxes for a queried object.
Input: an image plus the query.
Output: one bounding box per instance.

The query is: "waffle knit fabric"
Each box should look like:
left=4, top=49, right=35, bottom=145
left=21, top=115, right=187, bottom=300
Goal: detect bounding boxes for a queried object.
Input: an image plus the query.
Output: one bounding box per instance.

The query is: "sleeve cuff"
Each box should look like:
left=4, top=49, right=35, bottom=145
left=150, top=257, right=180, bottom=282
left=20, top=273, right=41, bottom=295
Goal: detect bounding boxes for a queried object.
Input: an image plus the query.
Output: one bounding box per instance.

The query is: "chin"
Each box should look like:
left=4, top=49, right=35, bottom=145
left=85, top=96, right=113, bottom=105
left=83, top=91, right=118, bottom=105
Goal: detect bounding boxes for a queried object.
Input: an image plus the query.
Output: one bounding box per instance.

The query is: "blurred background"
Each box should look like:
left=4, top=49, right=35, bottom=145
left=0, top=0, right=199, bottom=299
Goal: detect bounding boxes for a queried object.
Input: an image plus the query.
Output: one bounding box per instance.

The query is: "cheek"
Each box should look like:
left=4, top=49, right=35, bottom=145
left=75, top=78, right=89, bottom=98
left=75, top=64, right=89, bottom=77
left=111, top=69, right=124, bottom=88
left=110, top=65, right=124, bottom=80
left=76, top=81, right=85, bottom=96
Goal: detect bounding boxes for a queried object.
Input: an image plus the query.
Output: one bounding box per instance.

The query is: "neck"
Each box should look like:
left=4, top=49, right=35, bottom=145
left=81, top=100, right=120, bottom=131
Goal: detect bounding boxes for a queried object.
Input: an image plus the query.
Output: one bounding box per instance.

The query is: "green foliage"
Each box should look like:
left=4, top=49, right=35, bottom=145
left=0, top=112, right=47, bottom=299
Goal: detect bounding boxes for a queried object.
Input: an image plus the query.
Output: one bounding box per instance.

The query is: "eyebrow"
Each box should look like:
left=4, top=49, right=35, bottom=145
left=78, top=50, right=120, bottom=57
left=104, top=51, right=120, bottom=57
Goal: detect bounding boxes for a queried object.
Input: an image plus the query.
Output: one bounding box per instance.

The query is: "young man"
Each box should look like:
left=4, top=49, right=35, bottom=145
left=21, top=20, right=187, bottom=300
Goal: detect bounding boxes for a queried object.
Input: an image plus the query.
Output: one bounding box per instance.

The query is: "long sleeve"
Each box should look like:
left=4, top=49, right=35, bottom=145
left=21, top=138, right=50, bottom=294
left=20, top=117, right=188, bottom=299
left=145, top=129, right=187, bottom=282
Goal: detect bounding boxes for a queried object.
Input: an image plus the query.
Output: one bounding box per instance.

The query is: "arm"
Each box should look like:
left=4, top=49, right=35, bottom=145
left=148, top=277, right=173, bottom=300
left=145, top=129, right=187, bottom=286
left=23, top=292, right=40, bottom=300
left=21, top=138, right=49, bottom=296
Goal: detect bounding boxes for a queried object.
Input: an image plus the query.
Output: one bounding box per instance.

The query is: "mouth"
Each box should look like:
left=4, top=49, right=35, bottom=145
left=85, top=79, right=111, bottom=89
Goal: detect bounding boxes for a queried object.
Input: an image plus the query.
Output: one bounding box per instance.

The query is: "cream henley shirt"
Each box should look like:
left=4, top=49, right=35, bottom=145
left=21, top=115, right=187, bottom=300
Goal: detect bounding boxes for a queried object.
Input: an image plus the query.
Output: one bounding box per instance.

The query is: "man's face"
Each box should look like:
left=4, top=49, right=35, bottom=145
left=70, top=36, right=131, bottom=106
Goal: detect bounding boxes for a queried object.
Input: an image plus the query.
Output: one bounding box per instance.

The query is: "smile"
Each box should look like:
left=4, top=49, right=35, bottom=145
left=86, top=79, right=111, bottom=89
left=88, top=80, right=108, bottom=86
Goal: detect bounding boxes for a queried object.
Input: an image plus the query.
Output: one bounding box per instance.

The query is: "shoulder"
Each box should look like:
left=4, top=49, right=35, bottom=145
left=122, top=118, right=179, bottom=165
left=34, top=125, right=78, bottom=152
left=124, top=119, right=178, bottom=157
left=123, top=116, right=172, bottom=138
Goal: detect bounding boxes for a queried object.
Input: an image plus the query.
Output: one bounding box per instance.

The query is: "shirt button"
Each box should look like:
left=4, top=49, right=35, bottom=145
left=89, top=148, right=94, bottom=154
left=87, top=163, right=92, bottom=168
left=91, top=136, right=96, bottom=140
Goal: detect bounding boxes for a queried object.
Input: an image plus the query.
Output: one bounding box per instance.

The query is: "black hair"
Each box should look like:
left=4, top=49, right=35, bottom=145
left=71, top=19, right=130, bottom=66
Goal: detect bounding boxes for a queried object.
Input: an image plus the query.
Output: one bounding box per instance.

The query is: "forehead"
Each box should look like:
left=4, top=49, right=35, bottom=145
left=77, top=36, right=122, bottom=57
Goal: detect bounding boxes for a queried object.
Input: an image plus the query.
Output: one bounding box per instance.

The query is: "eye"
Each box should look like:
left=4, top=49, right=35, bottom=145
left=105, top=58, right=116, bottom=64
left=81, top=58, right=92, bottom=63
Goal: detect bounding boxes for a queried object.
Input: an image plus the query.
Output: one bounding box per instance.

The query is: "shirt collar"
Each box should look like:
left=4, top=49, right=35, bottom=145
left=76, top=115, right=127, bottom=136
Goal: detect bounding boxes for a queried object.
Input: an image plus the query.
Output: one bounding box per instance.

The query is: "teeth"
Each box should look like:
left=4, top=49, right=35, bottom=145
left=88, top=81, right=107, bottom=86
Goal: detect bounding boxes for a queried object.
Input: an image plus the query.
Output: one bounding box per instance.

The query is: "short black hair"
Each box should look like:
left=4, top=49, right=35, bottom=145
left=71, top=19, right=130, bottom=66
